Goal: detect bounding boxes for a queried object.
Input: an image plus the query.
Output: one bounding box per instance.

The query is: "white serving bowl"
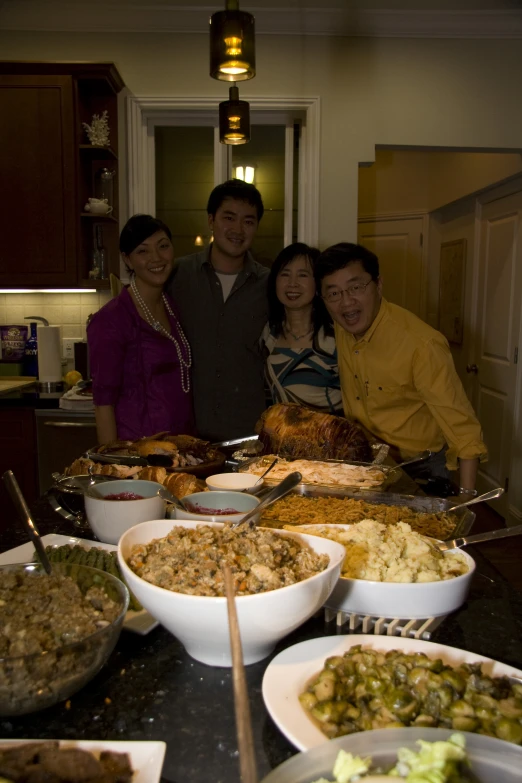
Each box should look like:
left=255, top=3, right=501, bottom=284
left=205, top=472, right=261, bottom=492
left=117, top=519, right=345, bottom=666
left=173, top=489, right=260, bottom=523
left=325, top=547, right=476, bottom=619
left=85, top=479, right=166, bottom=545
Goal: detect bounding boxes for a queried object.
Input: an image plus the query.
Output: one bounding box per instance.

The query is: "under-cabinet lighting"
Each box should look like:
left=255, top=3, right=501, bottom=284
left=0, top=289, right=97, bottom=293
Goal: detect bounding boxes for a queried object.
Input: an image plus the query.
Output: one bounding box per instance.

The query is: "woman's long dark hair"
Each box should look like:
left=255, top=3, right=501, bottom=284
left=267, top=242, right=334, bottom=338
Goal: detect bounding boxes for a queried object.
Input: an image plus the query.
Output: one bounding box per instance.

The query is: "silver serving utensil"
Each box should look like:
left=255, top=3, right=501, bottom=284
left=156, top=485, right=188, bottom=510
left=255, top=457, right=278, bottom=485
left=2, top=470, right=53, bottom=575
left=437, top=523, right=522, bottom=551
left=222, top=563, right=258, bottom=783
left=447, top=487, right=504, bottom=512
left=394, top=450, right=432, bottom=469
left=231, top=471, right=302, bottom=528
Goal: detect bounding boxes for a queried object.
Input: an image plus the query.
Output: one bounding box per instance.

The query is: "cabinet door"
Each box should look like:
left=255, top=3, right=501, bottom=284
left=0, top=75, right=78, bottom=286
left=0, top=409, right=38, bottom=535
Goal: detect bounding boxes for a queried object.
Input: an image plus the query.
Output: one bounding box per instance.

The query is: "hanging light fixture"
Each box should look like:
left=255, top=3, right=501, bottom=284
left=219, top=84, right=250, bottom=145
left=210, top=0, right=255, bottom=82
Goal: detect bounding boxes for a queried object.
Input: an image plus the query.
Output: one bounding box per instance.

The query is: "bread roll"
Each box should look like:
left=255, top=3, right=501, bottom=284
left=65, top=458, right=95, bottom=476
left=137, top=466, right=167, bottom=484
left=163, top=472, right=205, bottom=498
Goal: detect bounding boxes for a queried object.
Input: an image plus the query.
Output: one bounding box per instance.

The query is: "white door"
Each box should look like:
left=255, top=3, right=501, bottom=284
left=357, top=217, right=425, bottom=319
left=472, top=191, right=522, bottom=518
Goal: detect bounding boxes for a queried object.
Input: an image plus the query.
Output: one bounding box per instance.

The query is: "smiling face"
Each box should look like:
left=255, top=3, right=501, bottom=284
left=275, top=255, right=316, bottom=312
left=124, top=230, right=174, bottom=288
left=321, top=260, right=382, bottom=338
left=208, top=197, right=259, bottom=261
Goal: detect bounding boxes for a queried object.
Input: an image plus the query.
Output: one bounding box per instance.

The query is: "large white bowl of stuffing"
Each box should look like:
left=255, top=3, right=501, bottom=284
left=282, top=520, right=476, bottom=619
left=117, top=519, right=345, bottom=667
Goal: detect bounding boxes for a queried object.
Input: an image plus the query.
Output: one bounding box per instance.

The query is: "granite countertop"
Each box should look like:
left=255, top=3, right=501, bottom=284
left=1, top=496, right=521, bottom=783
left=0, top=386, right=63, bottom=408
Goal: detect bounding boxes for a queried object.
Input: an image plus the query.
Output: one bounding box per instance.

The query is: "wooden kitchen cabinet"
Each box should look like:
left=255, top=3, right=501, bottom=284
left=0, top=409, right=38, bottom=535
left=0, top=62, right=124, bottom=289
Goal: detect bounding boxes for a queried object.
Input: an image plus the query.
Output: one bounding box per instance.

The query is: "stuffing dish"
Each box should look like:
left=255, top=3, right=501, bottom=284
left=126, top=524, right=329, bottom=597
left=299, top=645, right=522, bottom=743
left=242, top=455, right=386, bottom=488
left=281, top=520, right=469, bottom=583
left=260, top=494, right=456, bottom=540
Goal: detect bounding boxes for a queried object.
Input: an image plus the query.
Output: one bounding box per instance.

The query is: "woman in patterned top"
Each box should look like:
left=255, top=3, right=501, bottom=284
left=261, top=243, right=343, bottom=414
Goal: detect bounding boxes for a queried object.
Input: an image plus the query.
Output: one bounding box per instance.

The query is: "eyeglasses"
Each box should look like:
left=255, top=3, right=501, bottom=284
left=322, top=279, right=374, bottom=304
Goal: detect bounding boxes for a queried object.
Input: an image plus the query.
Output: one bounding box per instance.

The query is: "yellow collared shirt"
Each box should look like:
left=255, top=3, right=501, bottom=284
left=335, top=299, right=488, bottom=470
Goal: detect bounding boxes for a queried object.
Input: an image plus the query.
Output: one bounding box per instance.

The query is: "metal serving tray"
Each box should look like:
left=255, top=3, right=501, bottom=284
left=238, top=454, right=400, bottom=492
left=264, top=485, right=475, bottom=539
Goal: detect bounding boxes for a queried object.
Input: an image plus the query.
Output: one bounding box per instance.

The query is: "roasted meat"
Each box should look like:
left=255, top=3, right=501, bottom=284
left=255, top=403, right=372, bottom=462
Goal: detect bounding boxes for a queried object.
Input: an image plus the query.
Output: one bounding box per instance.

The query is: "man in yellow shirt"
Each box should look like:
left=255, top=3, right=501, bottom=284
left=315, top=242, right=487, bottom=499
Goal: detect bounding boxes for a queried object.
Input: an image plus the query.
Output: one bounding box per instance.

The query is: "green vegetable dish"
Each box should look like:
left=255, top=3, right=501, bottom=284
left=36, top=544, right=142, bottom=612
left=299, top=646, right=522, bottom=745
left=312, top=733, right=471, bottom=782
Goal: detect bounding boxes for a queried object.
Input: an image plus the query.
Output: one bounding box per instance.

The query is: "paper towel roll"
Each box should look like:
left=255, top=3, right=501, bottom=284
left=37, top=325, right=62, bottom=383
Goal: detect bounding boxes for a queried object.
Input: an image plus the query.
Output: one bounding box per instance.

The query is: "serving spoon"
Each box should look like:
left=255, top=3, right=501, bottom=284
left=231, top=471, right=302, bottom=528
left=437, top=523, right=522, bottom=551
left=2, top=469, right=53, bottom=575
left=447, top=487, right=504, bottom=512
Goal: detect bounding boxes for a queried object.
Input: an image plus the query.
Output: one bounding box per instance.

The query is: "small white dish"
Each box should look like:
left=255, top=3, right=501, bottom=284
left=84, top=479, right=166, bottom=545
left=262, top=634, right=522, bottom=751
left=205, top=472, right=261, bottom=492
left=173, top=489, right=260, bottom=523
left=0, top=740, right=166, bottom=783
left=0, top=533, right=159, bottom=635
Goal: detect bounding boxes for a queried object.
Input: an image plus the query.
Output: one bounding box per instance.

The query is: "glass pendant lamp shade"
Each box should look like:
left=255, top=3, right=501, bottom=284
left=210, top=1, right=255, bottom=82
left=219, top=85, right=251, bottom=145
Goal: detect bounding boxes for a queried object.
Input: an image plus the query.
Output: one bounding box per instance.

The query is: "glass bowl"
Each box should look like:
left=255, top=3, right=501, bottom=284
left=0, top=561, right=129, bottom=716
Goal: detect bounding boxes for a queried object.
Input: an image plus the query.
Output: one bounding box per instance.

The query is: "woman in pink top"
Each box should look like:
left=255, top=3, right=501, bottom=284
left=87, top=214, right=194, bottom=444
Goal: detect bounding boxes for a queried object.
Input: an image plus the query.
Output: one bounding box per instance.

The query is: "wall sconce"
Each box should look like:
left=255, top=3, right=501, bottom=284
left=219, top=84, right=250, bottom=145
left=210, top=0, right=255, bottom=82
left=234, top=165, right=255, bottom=183
left=194, top=235, right=204, bottom=247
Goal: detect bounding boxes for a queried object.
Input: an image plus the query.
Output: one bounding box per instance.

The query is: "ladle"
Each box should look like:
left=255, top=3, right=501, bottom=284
left=231, top=471, right=302, bottom=528
left=2, top=469, right=53, bottom=575
left=447, top=487, right=504, bottom=512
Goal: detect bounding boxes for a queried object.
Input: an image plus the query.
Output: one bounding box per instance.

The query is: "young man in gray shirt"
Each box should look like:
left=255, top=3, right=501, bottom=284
left=168, top=179, right=269, bottom=441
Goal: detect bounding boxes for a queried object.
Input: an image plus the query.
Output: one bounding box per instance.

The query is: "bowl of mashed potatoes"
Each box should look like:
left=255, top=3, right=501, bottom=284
left=282, top=520, right=475, bottom=619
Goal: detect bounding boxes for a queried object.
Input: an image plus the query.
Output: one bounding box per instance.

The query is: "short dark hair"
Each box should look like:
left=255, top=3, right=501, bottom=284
left=267, top=242, right=334, bottom=338
left=314, top=242, right=380, bottom=288
left=207, top=179, right=264, bottom=221
left=119, top=214, right=172, bottom=256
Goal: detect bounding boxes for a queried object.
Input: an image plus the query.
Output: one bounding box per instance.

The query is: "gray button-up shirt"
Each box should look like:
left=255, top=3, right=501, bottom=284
left=168, top=247, right=269, bottom=441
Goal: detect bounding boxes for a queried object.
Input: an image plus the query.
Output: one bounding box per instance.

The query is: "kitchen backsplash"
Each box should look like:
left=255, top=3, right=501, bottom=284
left=0, top=291, right=112, bottom=339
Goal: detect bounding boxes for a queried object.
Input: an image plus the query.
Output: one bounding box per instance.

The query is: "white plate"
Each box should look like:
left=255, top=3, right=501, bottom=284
left=0, top=739, right=166, bottom=783
left=262, top=634, right=522, bottom=751
left=0, top=534, right=159, bottom=635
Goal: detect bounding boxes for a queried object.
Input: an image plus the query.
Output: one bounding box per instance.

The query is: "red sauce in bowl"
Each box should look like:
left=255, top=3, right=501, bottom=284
left=104, top=492, right=145, bottom=501
left=186, top=503, right=240, bottom=515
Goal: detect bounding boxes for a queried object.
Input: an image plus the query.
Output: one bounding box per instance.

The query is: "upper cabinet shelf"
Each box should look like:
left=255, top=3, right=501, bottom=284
left=0, top=61, right=125, bottom=289
left=79, top=145, right=118, bottom=159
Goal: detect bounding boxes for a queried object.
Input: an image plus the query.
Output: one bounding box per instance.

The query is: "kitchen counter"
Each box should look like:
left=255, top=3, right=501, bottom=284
left=1, top=496, right=521, bottom=782
left=0, top=386, right=63, bottom=408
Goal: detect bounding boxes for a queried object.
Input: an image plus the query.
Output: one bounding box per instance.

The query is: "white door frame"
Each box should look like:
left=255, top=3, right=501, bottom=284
left=126, top=95, right=320, bottom=247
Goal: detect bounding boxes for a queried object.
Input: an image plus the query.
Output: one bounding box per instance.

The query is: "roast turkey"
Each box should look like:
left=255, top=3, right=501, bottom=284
left=255, top=403, right=372, bottom=462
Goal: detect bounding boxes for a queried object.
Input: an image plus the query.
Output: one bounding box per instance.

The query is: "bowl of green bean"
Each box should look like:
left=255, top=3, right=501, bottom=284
left=0, top=561, right=129, bottom=716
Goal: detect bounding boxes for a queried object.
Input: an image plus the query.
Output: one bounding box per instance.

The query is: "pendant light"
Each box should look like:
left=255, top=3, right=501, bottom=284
left=219, top=84, right=250, bottom=145
left=210, top=0, right=255, bottom=82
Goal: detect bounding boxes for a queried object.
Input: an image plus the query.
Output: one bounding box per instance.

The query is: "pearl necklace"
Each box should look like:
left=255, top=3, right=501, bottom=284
left=284, top=322, right=313, bottom=341
left=131, top=278, right=192, bottom=393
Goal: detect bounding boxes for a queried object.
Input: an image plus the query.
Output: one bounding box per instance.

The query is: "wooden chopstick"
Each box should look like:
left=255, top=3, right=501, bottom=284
left=222, top=563, right=258, bottom=783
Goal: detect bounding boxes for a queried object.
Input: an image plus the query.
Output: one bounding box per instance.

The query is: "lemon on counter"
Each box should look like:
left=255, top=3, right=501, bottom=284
left=64, top=370, right=82, bottom=388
